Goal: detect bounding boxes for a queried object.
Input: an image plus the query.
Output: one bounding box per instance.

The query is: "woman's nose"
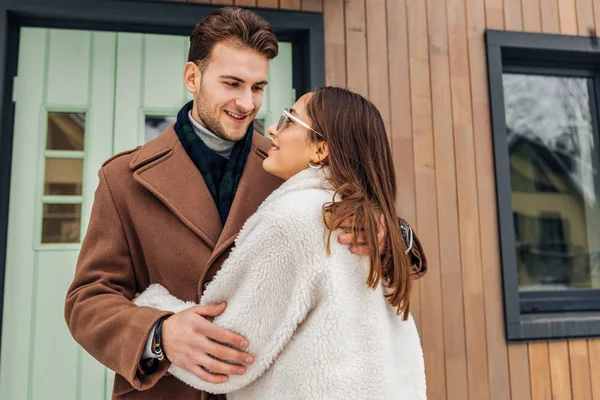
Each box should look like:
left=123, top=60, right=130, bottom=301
left=266, top=122, right=278, bottom=138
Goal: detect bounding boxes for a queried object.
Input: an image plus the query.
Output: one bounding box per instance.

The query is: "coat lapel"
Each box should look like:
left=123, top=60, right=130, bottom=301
left=205, top=133, right=283, bottom=266
left=130, top=126, right=222, bottom=248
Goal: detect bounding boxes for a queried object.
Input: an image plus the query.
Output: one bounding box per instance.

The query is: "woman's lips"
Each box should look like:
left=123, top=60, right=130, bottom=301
left=268, top=141, right=279, bottom=153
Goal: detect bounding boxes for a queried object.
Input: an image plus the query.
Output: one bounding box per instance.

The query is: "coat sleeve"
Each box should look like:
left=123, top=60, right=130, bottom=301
left=135, top=212, right=321, bottom=394
left=64, top=169, right=173, bottom=391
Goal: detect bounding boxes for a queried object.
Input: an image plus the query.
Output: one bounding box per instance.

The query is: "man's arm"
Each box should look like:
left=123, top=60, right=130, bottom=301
left=64, top=169, right=173, bottom=390
left=66, top=168, right=254, bottom=390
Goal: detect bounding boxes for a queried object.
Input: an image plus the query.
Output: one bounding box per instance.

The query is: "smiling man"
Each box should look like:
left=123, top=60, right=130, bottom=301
left=64, top=6, right=426, bottom=400
left=65, top=9, right=281, bottom=400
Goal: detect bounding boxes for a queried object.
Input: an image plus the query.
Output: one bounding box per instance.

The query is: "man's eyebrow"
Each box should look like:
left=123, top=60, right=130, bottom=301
left=219, top=75, right=268, bottom=86
left=219, top=75, right=244, bottom=83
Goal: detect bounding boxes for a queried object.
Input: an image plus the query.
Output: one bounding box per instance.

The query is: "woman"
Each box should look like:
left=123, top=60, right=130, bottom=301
left=134, top=87, right=427, bottom=399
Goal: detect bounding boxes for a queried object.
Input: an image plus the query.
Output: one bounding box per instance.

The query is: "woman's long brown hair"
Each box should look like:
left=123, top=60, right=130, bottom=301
left=305, top=87, right=412, bottom=320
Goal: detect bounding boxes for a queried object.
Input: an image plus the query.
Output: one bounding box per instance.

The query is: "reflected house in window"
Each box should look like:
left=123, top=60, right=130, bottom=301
left=504, top=74, right=600, bottom=292
left=509, top=133, right=596, bottom=290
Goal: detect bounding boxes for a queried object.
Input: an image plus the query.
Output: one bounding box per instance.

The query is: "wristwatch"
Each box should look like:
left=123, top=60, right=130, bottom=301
left=152, top=316, right=168, bottom=361
left=140, top=316, right=169, bottom=375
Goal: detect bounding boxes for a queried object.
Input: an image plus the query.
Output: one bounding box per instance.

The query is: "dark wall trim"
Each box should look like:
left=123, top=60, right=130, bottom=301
left=485, top=29, right=600, bottom=341
left=0, top=0, right=324, bottom=348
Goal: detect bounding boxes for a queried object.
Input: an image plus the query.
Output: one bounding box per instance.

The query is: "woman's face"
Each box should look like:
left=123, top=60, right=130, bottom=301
left=263, top=93, right=324, bottom=180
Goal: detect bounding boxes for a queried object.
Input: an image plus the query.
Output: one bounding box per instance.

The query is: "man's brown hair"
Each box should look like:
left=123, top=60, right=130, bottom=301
left=188, top=7, right=278, bottom=69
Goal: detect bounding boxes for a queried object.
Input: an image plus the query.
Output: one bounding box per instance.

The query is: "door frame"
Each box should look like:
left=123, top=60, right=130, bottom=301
left=0, top=0, right=324, bottom=344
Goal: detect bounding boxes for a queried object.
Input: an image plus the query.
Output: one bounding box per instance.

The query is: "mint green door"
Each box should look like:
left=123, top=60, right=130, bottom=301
left=0, top=27, right=294, bottom=400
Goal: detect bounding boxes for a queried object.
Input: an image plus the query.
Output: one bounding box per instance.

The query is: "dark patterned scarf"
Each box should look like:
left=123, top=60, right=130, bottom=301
left=174, top=101, right=254, bottom=225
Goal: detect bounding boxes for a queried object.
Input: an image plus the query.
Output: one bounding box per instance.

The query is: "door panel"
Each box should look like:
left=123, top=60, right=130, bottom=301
left=113, top=33, right=144, bottom=154
left=46, top=31, right=92, bottom=107
left=0, top=28, right=117, bottom=400
left=143, top=34, right=190, bottom=110
left=256, top=42, right=294, bottom=132
left=1, top=27, right=47, bottom=400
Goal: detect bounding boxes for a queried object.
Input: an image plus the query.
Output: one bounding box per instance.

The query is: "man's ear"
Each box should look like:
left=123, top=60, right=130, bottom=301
left=183, top=61, right=201, bottom=94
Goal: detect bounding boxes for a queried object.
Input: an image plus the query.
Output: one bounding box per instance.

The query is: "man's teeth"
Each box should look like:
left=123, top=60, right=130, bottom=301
left=226, top=111, right=245, bottom=120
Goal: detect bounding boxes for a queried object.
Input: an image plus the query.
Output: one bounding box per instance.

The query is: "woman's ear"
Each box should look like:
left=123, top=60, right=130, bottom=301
left=315, top=142, right=329, bottom=164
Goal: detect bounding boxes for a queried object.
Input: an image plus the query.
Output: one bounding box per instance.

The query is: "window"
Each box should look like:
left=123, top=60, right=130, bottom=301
left=486, top=30, right=600, bottom=341
left=41, top=112, right=86, bottom=244
left=145, top=115, right=176, bottom=143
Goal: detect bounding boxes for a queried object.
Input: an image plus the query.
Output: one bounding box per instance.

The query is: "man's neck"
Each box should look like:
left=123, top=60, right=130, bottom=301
left=188, top=111, right=235, bottom=159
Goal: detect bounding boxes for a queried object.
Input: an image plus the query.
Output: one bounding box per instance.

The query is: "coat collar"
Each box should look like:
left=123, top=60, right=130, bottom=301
left=129, top=124, right=282, bottom=251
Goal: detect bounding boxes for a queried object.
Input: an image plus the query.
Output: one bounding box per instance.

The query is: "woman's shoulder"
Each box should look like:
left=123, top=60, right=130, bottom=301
left=235, top=187, right=331, bottom=244
left=268, top=188, right=333, bottom=222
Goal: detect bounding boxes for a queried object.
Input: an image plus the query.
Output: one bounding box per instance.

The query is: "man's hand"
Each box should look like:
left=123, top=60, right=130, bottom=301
left=162, top=303, right=254, bottom=384
left=337, top=214, right=387, bottom=256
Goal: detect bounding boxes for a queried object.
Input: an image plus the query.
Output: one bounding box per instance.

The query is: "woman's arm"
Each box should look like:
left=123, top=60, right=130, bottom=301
left=135, top=212, right=321, bottom=394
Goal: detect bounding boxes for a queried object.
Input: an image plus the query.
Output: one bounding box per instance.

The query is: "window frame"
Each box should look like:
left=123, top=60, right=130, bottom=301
left=485, top=29, right=600, bottom=341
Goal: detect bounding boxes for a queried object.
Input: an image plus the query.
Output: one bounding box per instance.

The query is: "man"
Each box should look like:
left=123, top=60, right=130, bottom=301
left=65, top=7, right=427, bottom=400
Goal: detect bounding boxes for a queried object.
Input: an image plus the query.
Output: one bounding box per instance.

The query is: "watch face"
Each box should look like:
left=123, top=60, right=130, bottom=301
left=141, top=357, right=159, bottom=375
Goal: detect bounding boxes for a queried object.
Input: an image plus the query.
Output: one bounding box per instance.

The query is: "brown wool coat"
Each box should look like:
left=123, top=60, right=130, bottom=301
left=64, top=126, right=427, bottom=400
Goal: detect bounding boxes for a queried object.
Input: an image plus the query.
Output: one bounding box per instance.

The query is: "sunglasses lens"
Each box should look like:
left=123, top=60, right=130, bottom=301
left=276, top=112, right=287, bottom=132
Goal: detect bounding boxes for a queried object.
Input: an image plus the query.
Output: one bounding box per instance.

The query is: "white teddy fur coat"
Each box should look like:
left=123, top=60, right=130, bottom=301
left=134, top=167, right=427, bottom=400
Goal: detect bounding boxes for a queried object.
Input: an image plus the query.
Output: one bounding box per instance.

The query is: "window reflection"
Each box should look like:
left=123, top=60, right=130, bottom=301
left=47, top=113, right=85, bottom=151
left=44, top=158, right=83, bottom=196
left=145, top=116, right=176, bottom=143
left=504, top=74, right=600, bottom=290
left=41, top=203, right=81, bottom=243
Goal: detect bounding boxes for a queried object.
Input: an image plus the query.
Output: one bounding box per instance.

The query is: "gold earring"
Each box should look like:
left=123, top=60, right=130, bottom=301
left=308, top=160, right=323, bottom=170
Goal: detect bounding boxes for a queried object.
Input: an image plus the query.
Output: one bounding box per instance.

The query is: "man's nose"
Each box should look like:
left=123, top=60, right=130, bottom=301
left=235, top=89, right=254, bottom=113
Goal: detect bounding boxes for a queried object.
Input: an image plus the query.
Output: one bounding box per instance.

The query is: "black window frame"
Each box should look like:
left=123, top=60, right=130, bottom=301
left=0, top=0, right=324, bottom=351
left=486, top=29, right=600, bottom=341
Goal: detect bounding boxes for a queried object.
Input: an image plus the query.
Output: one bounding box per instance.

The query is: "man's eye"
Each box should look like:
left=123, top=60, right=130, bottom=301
left=225, top=82, right=238, bottom=87
left=253, top=86, right=265, bottom=92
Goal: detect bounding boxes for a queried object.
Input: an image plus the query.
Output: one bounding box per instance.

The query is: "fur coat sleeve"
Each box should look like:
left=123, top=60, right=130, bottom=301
left=134, top=210, right=321, bottom=394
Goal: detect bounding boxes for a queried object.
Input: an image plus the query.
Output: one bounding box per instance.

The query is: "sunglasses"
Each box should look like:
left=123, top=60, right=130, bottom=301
left=276, top=108, right=324, bottom=138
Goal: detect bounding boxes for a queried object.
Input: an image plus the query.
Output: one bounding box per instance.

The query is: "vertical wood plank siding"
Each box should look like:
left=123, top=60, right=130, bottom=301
left=173, top=0, right=600, bottom=398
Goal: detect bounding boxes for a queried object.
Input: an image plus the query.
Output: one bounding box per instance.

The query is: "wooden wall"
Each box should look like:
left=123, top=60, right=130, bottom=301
left=182, top=0, right=322, bottom=12
left=172, top=0, right=600, bottom=399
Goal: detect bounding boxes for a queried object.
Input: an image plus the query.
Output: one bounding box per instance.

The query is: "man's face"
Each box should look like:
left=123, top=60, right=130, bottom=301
left=185, top=42, right=269, bottom=141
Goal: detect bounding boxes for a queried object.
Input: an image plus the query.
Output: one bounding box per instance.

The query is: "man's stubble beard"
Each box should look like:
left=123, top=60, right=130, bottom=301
left=195, top=94, right=232, bottom=141
left=195, top=82, right=253, bottom=142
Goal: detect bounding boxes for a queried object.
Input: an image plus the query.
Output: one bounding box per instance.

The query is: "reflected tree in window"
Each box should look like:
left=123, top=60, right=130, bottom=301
left=503, top=74, right=600, bottom=290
